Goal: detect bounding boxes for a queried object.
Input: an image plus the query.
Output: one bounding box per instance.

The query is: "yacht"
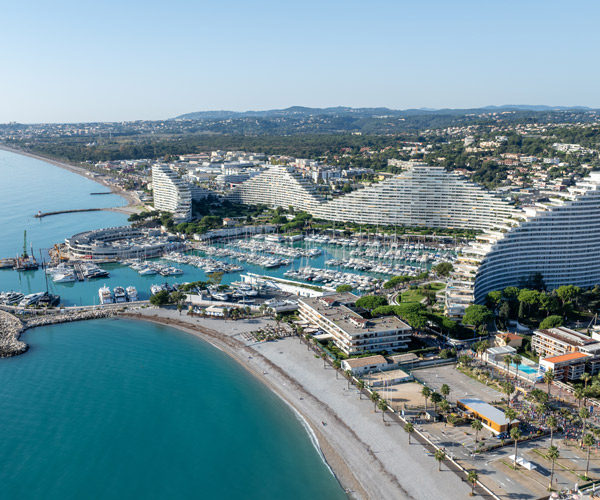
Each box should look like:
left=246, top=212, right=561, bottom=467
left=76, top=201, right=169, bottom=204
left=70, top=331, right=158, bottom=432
left=139, top=267, right=157, bottom=276
left=99, top=285, right=114, bottom=304
left=18, top=292, right=46, bottom=308
left=38, top=292, right=60, bottom=307
left=126, top=286, right=138, bottom=301
left=0, top=292, right=25, bottom=305
left=53, top=271, right=76, bottom=283
left=113, top=286, right=127, bottom=303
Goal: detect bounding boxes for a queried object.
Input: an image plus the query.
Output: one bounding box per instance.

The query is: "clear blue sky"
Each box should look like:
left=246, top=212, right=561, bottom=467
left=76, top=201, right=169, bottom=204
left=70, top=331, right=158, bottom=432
left=3, top=0, right=599, bottom=123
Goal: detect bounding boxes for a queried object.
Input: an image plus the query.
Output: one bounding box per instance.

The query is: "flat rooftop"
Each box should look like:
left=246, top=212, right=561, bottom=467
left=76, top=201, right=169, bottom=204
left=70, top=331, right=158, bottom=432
left=300, top=294, right=410, bottom=336
left=458, top=398, right=518, bottom=426
left=534, top=327, right=596, bottom=347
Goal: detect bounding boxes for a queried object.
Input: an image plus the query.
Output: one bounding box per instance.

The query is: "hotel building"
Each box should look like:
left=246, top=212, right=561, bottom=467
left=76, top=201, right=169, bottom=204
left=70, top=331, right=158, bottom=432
left=298, top=292, right=411, bottom=355
left=152, top=164, right=192, bottom=222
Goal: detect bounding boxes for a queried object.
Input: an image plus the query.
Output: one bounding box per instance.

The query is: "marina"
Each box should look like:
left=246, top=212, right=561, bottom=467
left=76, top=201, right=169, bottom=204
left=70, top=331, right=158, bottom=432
left=0, top=232, right=457, bottom=307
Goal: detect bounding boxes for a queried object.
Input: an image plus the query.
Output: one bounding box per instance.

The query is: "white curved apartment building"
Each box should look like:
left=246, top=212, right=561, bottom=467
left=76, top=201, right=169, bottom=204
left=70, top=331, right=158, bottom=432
left=313, top=165, right=520, bottom=230
left=227, top=165, right=325, bottom=212
left=152, top=164, right=192, bottom=222
left=446, top=172, right=600, bottom=316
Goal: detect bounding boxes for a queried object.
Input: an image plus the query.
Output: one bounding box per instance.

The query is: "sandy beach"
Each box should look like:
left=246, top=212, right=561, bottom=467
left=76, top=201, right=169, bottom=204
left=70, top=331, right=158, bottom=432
left=0, top=144, right=143, bottom=215
left=124, top=308, right=473, bottom=500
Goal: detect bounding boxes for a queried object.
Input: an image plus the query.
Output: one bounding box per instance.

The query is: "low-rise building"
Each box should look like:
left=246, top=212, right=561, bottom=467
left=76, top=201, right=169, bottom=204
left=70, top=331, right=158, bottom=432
left=532, top=327, right=597, bottom=359
left=539, top=352, right=590, bottom=382
left=457, top=398, right=519, bottom=434
left=495, top=332, right=524, bottom=349
left=298, top=293, right=412, bottom=355
left=341, top=355, right=388, bottom=376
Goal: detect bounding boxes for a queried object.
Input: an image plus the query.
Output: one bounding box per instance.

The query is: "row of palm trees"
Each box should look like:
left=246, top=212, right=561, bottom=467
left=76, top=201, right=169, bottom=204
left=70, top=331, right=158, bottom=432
left=402, top=421, right=479, bottom=495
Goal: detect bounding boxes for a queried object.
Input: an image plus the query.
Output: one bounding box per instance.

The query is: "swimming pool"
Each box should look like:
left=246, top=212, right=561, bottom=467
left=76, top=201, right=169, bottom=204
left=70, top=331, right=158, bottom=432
left=511, top=362, right=538, bottom=375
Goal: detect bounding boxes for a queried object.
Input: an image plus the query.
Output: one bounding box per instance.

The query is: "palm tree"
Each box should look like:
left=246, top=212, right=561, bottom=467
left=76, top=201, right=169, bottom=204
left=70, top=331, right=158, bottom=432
left=333, top=359, right=341, bottom=378
left=434, top=449, right=446, bottom=471
left=371, top=391, right=380, bottom=412
left=404, top=422, right=415, bottom=444
left=431, top=392, right=443, bottom=413
left=356, top=379, right=365, bottom=398
left=547, top=445, right=560, bottom=491
left=574, top=386, right=585, bottom=407
left=505, top=408, right=518, bottom=427
left=421, top=386, right=432, bottom=412
left=547, top=415, right=558, bottom=448
left=582, top=372, right=592, bottom=390
left=504, top=354, right=513, bottom=379
left=467, top=470, right=478, bottom=496
left=345, top=369, right=353, bottom=389
left=580, top=407, right=591, bottom=447
left=544, top=369, right=555, bottom=398
left=512, top=354, right=522, bottom=378
left=440, top=383, right=451, bottom=400
left=471, top=419, right=483, bottom=443
left=511, top=427, right=522, bottom=469
left=584, top=433, right=595, bottom=479
left=502, top=381, right=515, bottom=407
left=439, top=399, right=451, bottom=418
left=378, top=400, right=388, bottom=421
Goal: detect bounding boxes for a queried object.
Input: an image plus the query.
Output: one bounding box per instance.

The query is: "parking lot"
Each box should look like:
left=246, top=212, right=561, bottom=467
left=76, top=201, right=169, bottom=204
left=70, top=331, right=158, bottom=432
left=413, top=363, right=503, bottom=403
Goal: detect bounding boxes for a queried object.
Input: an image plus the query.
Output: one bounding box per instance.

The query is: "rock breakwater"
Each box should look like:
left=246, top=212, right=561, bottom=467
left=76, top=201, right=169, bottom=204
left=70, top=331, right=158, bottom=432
left=0, top=310, right=27, bottom=357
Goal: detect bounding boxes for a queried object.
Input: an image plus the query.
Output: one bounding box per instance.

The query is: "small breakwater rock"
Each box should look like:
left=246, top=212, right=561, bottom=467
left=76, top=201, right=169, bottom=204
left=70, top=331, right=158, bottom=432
left=0, top=310, right=27, bottom=357
left=23, top=309, right=116, bottom=330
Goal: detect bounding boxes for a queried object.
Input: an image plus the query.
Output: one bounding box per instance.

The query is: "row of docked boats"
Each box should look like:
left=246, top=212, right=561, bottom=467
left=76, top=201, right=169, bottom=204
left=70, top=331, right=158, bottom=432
left=45, top=262, right=110, bottom=283
left=199, top=246, right=292, bottom=269
left=283, top=266, right=381, bottom=292
left=161, top=252, right=243, bottom=274
left=233, top=239, right=322, bottom=259
left=98, top=285, right=138, bottom=304
left=121, top=260, right=184, bottom=277
left=0, top=291, right=60, bottom=308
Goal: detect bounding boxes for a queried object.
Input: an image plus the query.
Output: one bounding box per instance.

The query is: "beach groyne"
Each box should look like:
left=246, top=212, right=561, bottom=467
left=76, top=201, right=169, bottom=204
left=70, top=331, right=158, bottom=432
left=0, top=310, right=27, bottom=357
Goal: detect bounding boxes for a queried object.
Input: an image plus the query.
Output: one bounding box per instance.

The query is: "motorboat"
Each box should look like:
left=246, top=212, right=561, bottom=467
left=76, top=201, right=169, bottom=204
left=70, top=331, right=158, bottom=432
left=18, top=292, right=46, bottom=307
left=99, top=285, right=114, bottom=304
left=126, top=286, right=138, bottom=301
left=113, top=286, right=127, bottom=303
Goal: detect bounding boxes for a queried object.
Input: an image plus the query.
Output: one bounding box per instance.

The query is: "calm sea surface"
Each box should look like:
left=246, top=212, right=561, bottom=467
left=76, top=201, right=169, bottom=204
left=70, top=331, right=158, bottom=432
left=0, top=150, right=346, bottom=500
left=0, top=319, right=347, bottom=500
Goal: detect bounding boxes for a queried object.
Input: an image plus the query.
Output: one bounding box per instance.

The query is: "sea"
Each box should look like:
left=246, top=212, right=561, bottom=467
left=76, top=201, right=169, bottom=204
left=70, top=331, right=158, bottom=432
left=0, top=150, right=347, bottom=499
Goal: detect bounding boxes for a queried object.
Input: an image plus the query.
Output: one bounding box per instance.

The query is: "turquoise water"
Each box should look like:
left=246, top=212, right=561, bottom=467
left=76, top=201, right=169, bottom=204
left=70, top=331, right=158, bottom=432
left=0, top=149, right=128, bottom=258
left=511, top=362, right=538, bottom=375
left=0, top=319, right=346, bottom=500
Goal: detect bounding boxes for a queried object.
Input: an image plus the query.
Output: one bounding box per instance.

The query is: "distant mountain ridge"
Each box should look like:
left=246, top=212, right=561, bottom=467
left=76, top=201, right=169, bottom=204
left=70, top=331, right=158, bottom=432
left=174, top=105, right=594, bottom=120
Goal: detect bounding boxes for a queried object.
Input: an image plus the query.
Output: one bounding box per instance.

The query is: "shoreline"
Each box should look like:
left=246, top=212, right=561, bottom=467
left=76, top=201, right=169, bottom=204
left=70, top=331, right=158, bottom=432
left=120, top=312, right=368, bottom=499
left=0, top=144, right=143, bottom=215
left=6, top=308, right=471, bottom=499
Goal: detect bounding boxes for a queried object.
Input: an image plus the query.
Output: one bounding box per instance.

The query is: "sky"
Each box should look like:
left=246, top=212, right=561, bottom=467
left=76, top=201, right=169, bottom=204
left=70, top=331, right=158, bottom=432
left=2, top=0, right=599, bottom=123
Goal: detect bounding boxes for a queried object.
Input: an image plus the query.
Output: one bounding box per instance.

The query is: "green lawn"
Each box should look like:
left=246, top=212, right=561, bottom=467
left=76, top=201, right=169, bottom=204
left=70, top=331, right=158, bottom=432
left=400, top=282, right=446, bottom=304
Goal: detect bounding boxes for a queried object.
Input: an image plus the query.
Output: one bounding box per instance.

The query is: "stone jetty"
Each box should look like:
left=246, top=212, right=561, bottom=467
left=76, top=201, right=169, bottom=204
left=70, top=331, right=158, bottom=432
left=0, top=308, right=122, bottom=358
left=22, top=308, right=116, bottom=329
left=0, top=310, right=27, bottom=357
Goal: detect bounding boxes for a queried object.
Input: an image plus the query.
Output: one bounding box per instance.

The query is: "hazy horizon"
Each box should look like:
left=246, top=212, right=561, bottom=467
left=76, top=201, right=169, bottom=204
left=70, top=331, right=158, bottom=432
left=3, top=0, right=599, bottom=123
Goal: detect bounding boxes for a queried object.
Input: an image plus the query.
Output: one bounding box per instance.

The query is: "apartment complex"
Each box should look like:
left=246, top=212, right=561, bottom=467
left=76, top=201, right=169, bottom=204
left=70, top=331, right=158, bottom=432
left=151, top=164, right=192, bottom=222
left=227, top=165, right=324, bottom=213
left=531, top=327, right=597, bottom=359
left=539, top=352, right=589, bottom=382
left=447, top=172, right=600, bottom=315
left=298, top=293, right=411, bottom=355
left=313, top=165, right=520, bottom=230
